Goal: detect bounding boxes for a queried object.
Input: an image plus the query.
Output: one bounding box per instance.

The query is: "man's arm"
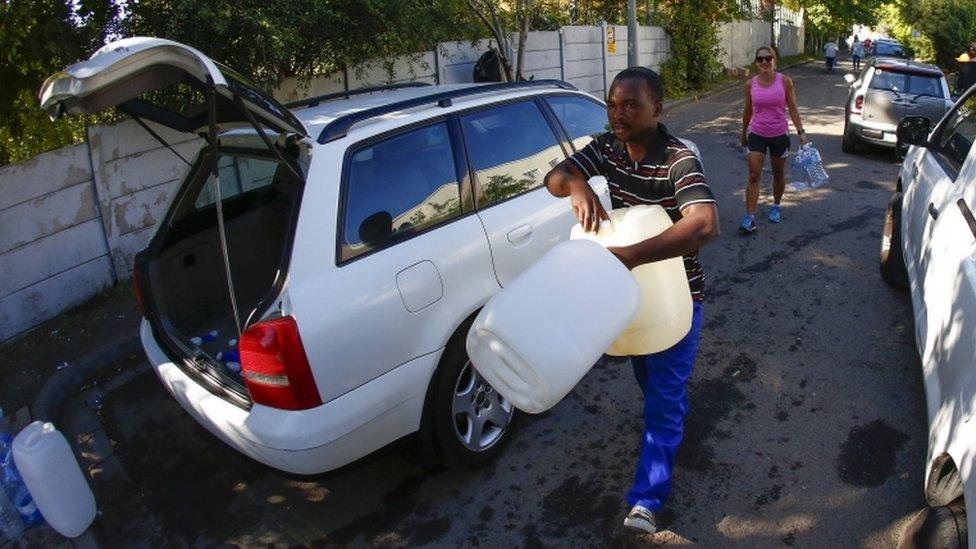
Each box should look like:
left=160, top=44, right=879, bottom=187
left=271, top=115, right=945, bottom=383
left=608, top=202, right=719, bottom=270
left=544, top=156, right=609, bottom=233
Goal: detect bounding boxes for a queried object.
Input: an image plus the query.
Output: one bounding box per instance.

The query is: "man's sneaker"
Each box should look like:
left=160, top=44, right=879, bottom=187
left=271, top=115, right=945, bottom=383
left=739, top=214, right=757, bottom=234
left=768, top=204, right=782, bottom=223
left=623, top=504, right=657, bottom=534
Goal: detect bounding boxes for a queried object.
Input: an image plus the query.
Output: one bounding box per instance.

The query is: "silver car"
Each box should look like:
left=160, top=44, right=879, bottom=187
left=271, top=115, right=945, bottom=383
left=843, top=57, right=952, bottom=153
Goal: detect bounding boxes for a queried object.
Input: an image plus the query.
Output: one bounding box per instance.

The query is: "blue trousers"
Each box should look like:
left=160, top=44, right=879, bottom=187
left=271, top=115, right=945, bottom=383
left=626, top=302, right=703, bottom=511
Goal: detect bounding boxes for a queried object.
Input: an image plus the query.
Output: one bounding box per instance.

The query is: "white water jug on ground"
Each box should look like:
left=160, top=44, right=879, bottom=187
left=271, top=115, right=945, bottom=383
left=466, top=239, right=641, bottom=414
left=13, top=421, right=96, bottom=538
left=571, top=205, right=692, bottom=356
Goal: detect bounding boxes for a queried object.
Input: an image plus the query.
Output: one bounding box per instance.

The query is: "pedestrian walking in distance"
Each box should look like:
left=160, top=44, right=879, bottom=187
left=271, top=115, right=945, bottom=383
left=544, top=67, right=720, bottom=535
left=824, top=39, right=839, bottom=72
left=739, top=46, right=808, bottom=233
left=851, top=39, right=864, bottom=72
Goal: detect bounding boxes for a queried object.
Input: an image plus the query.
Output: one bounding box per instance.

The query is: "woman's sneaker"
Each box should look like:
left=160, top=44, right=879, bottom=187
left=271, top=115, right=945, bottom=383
left=739, top=214, right=757, bottom=234
left=623, top=504, right=657, bottom=534
left=768, top=204, right=782, bottom=223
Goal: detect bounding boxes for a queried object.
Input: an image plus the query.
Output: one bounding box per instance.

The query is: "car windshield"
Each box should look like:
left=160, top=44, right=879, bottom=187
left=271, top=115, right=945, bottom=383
left=874, top=43, right=905, bottom=56
left=869, top=69, right=944, bottom=98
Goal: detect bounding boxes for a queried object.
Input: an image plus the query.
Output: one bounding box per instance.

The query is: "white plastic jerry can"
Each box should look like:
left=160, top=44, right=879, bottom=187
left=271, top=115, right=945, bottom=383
left=466, top=239, right=641, bottom=414
left=571, top=205, right=692, bottom=356
left=12, top=421, right=96, bottom=538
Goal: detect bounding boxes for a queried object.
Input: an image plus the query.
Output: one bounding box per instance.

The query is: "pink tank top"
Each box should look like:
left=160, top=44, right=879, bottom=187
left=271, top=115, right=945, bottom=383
left=749, top=73, right=788, bottom=137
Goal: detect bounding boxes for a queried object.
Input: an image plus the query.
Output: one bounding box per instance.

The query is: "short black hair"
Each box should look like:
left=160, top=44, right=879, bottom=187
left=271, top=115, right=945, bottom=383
left=610, top=67, right=664, bottom=103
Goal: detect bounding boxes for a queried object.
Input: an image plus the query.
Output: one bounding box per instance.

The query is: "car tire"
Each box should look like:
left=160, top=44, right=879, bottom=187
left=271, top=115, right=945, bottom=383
left=842, top=123, right=857, bottom=153
left=880, top=192, right=910, bottom=288
left=426, top=332, right=518, bottom=467
left=897, top=502, right=968, bottom=549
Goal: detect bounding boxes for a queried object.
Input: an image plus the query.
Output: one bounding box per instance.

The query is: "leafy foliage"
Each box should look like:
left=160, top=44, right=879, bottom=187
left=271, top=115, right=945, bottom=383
left=876, top=2, right=935, bottom=61
left=785, top=0, right=886, bottom=40
left=0, top=0, right=119, bottom=165
left=900, top=0, right=976, bottom=69
left=656, top=0, right=746, bottom=97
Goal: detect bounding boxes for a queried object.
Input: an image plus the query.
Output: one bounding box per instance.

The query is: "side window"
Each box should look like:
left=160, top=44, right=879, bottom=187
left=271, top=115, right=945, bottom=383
left=546, top=96, right=609, bottom=152
left=461, top=101, right=564, bottom=207
left=194, top=155, right=279, bottom=209
left=935, top=93, right=976, bottom=175
left=340, top=122, right=461, bottom=262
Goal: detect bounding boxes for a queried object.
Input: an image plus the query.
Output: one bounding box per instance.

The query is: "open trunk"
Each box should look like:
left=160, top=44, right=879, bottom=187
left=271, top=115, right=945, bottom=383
left=137, top=135, right=306, bottom=405
left=39, top=37, right=312, bottom=407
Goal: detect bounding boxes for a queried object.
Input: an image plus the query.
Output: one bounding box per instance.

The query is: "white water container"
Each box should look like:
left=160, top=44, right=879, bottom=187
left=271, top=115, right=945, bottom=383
left=12, top=421, right=96, bottom=538
left=466, top=239, right=641, bottom=414
left=571, top=205, right=692, bottom=356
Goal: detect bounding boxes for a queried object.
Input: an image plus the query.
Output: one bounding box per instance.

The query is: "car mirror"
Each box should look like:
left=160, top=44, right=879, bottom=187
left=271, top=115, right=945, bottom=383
left=844, top=73, right=856, bottom=84
left=897, top=116, right=930, bottom=150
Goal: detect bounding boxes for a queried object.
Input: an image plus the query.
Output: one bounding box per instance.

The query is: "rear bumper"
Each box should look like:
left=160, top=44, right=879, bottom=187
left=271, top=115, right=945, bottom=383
left=848, top=118, right=898, bottom=148
left=140, top=320, right=441, bottom=474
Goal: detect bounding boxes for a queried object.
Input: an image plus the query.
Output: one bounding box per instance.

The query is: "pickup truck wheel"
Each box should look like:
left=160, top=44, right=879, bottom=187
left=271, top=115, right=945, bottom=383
left=429, top=337, right=517, bottom=467
left=881, top=192, right=910, bottom=288
left=898, top=502, right=968, bottom=549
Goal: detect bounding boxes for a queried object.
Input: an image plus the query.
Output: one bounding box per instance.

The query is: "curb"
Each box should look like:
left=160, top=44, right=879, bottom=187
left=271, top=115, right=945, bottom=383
left=663, top=58, right=815, bottom=112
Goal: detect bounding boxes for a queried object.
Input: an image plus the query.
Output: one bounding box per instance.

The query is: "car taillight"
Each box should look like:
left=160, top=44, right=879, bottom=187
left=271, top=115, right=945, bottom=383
left=852, top=95, right=864, bottom=114
left=131, top=262, right=145, bottom=317
left=240, top=316, right=322, bottom=410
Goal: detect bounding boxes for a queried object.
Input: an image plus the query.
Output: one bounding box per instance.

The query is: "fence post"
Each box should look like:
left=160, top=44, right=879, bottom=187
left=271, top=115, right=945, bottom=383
left=84, top=125, right=120, bottom=284
left=559, top=29, right=565, bottom=81
left=601, top=21, right=609, bottom=99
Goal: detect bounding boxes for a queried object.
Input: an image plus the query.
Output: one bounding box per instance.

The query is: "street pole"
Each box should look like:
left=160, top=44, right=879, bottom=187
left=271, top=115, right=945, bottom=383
left=628, top=0, right=639, bottom=67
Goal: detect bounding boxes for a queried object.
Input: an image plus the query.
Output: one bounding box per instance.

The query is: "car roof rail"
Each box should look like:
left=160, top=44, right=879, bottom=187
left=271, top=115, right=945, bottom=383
left=316, top=79, right=579, bottom=144
left=284, top=82, right=433, bottom=110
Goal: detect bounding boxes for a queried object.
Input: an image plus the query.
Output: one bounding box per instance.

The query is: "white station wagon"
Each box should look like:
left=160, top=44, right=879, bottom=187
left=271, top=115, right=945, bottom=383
left=40, top=37, right=633, bottom=474
left=884, top=84, right=976, bottom=546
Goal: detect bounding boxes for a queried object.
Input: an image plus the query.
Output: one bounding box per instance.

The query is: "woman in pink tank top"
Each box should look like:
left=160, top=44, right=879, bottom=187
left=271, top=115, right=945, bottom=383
left=738, top=46, right=808, bottom=233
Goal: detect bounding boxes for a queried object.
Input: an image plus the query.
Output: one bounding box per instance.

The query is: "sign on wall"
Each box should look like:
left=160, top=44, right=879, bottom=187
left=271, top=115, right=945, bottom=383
left=607, top=26, right=616, bottom=54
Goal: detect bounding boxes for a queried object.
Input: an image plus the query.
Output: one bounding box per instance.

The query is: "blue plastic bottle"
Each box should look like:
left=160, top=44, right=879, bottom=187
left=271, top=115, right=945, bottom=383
left=0, top=410, right=42, bottom=527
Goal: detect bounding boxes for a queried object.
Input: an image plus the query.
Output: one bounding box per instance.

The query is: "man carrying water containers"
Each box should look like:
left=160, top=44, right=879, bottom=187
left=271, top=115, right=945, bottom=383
left=544, top=67, right=720, bottom=535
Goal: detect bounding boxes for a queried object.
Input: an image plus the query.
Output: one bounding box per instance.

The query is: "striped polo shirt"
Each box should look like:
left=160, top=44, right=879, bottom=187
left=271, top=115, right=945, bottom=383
left=568, top=124, right=716, bottom=301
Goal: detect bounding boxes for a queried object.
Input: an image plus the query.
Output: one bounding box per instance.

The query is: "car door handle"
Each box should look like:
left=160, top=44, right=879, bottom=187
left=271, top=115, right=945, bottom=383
left=507, top=224, right=533, bottom=245
left=958, top=199, right=976, bottom=239
left=928, top=202, right=939, bottom=220
left=912, top=163, right=919, bottom=181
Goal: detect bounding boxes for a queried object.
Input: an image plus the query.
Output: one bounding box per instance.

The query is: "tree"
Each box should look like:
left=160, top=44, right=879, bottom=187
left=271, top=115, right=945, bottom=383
left=0, top=0, right=119, bottom=165
left=656, top=0, right=747, bottom=97
left=784, top=0, right=887, bottom=42
left=901, top=0, right=976, bottom=69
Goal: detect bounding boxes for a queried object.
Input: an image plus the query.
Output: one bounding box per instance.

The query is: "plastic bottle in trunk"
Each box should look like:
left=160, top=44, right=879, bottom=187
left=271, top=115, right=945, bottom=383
left=571, top=205, right=692, bottom=356
left=466, top=239, right=641, bottom=414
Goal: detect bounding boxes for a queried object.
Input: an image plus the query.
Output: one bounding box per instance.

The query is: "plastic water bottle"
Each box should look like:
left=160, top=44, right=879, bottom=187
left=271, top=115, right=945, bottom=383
left=0, top=489, right=24, bottom=540
left=789, top=153, right=810, bottom=191
left=0, top=410, right=42, bottom=527
left=801, top=143, right=829, bottom=187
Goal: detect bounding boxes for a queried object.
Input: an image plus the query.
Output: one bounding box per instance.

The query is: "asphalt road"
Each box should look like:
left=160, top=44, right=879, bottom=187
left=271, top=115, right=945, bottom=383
left=92, top=58, right=927, bottom=547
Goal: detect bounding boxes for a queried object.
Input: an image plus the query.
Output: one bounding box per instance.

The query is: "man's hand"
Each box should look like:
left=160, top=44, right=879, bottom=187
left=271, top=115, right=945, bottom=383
left=569, top=179, right=609, bottom=233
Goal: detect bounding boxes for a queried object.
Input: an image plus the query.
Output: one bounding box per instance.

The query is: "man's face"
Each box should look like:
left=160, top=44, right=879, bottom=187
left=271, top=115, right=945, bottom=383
left=606, top=78, right=662, bottom=142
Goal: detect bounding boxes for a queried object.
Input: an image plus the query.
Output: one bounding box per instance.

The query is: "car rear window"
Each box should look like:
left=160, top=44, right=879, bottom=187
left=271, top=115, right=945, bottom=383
left=874, top=43, right=905, bottom=56
left=869, top=69, right=944, bottom=98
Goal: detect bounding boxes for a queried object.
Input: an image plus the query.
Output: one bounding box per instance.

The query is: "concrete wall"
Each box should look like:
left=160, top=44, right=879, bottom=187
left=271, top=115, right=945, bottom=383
left=2, top=18, right=802, bottom=342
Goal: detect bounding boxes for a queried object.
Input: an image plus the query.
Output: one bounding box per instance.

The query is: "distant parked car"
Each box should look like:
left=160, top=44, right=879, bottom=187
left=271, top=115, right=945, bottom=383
left=39, top=37, right=702, bottom=476
left=842, top=57, right=952, bottom=154
left=870, top=39, right=908, bottom=59
left=881, top=83, right=976, bottom=547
